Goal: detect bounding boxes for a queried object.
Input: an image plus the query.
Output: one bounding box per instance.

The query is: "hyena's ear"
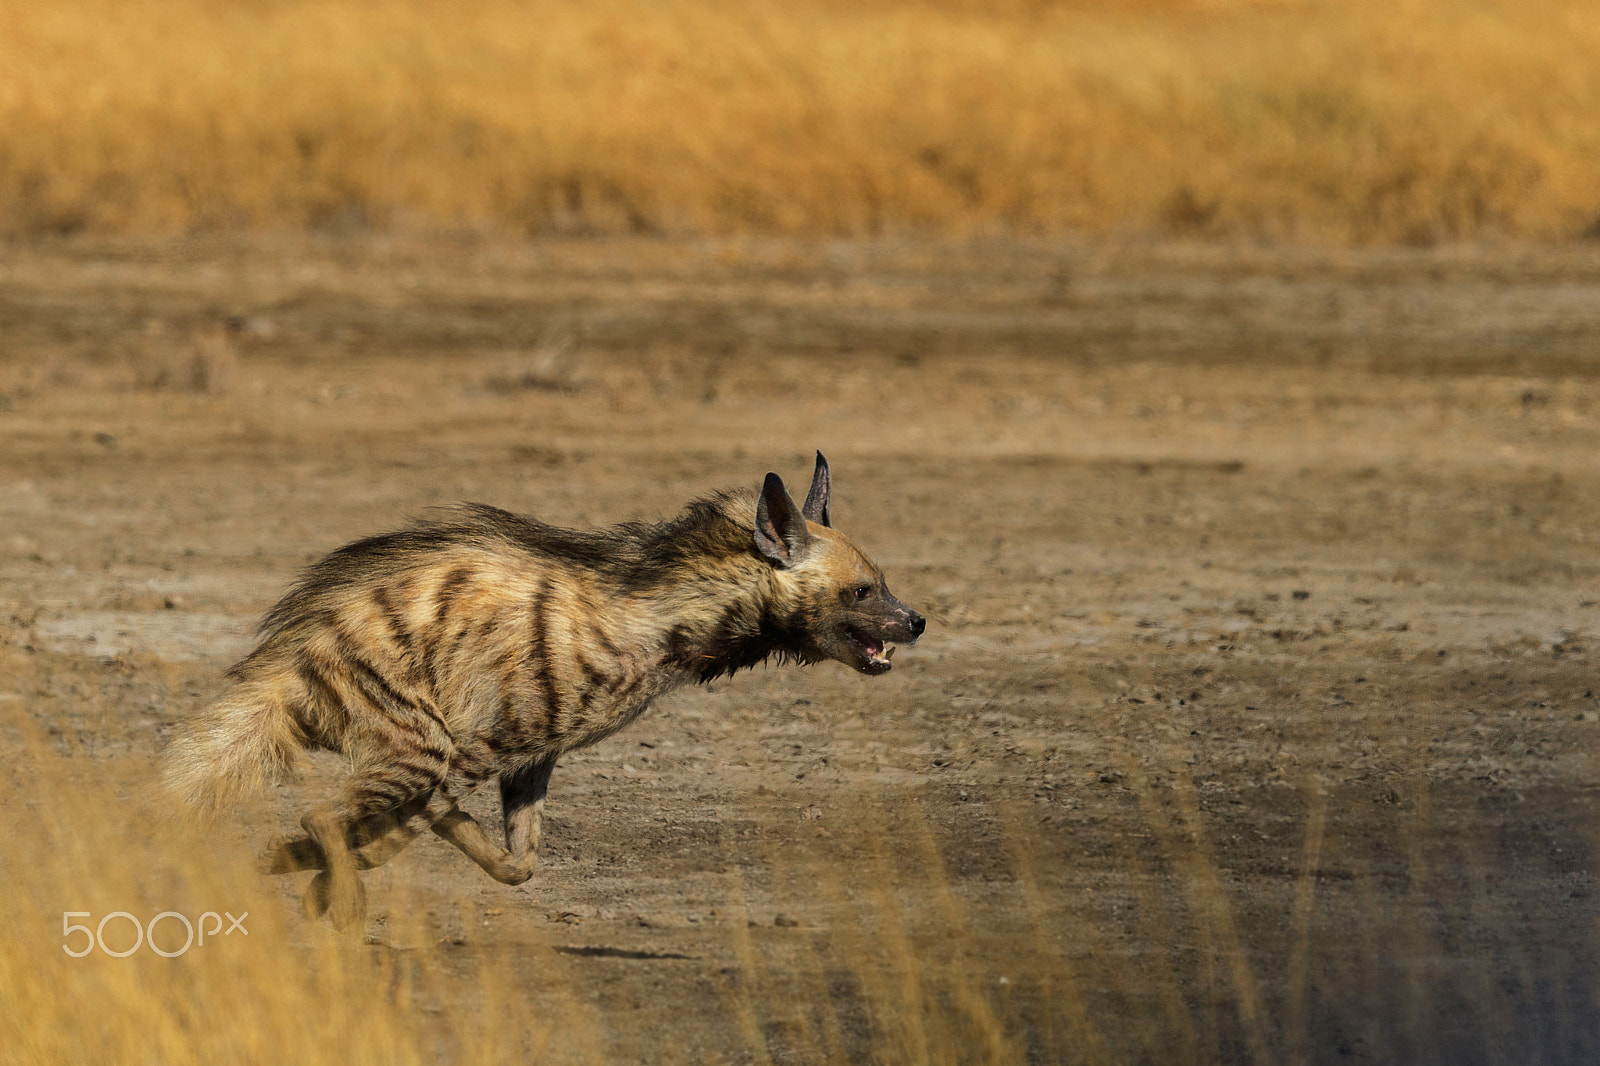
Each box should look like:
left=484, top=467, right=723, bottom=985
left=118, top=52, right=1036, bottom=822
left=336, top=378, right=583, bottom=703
left=755, top=472, right=812, bottom=568
left=802, top=450, right=832, bottom=527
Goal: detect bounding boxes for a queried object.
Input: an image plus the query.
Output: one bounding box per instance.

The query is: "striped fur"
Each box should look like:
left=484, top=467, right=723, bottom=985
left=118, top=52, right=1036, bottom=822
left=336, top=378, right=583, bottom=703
left=161, top=453, right=924, bottom=929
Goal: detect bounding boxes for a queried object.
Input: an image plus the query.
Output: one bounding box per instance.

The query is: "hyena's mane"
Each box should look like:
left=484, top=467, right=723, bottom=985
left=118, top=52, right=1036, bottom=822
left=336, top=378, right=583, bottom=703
left=255, top=491, right=765, bottom=640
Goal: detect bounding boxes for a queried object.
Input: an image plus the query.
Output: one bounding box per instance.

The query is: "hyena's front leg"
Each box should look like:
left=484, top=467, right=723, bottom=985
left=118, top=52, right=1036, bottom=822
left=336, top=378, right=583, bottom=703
left=430, top=809, right=538, bottom=885
left=427, top=757, right=557, bottom=886
left=501, top=755, right=557, bottom=858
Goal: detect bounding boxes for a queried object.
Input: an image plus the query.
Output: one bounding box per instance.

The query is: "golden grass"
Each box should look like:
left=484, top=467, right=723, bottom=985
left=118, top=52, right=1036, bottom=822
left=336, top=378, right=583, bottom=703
left=0, top=740, right=530, bottom=1065
left=0, top=707, right=1045, bottom=1065
left=3, top=0, right=1599, bottom=242
left=3, top=690, right=1591, bottom=1064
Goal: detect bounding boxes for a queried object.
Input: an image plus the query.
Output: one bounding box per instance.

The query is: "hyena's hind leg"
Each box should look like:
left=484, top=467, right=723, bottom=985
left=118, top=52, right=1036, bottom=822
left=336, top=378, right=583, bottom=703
left=261, top=794, right=431, bottom=875
left=294, top=743, right=458, bottom=930
left=427, top=755, right=557, bottom=886
left=300, top=786, right=469, bottom=930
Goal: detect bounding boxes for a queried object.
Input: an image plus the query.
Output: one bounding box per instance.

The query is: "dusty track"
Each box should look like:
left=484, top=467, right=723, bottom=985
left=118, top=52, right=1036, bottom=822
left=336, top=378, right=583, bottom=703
left=4, top=235, right=1600, bottom=1063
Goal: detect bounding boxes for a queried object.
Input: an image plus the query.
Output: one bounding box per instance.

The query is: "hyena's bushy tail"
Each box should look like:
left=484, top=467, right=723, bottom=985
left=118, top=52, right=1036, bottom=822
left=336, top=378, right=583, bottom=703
left=159, top=676, right=303, bottom=818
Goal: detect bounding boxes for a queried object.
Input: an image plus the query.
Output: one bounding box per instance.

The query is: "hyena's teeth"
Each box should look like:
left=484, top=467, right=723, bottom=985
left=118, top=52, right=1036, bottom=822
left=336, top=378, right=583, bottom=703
left=885, top=645, right=896, bottom=660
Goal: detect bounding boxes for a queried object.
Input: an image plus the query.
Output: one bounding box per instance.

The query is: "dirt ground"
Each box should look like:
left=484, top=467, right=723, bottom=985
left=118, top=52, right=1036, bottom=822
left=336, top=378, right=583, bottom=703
left=4, top=234, right=1600, bottom=1064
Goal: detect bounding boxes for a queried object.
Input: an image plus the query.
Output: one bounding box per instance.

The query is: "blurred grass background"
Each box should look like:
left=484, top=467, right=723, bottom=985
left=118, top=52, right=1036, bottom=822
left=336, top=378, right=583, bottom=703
left=3, top=0, right=1599, bottom=243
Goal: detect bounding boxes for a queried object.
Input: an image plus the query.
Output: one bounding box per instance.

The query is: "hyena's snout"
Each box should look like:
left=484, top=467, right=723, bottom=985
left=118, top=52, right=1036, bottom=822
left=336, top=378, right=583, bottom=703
left=845, top=593, right=926, bottom=675
left=884, top=594, right=926, bottom=645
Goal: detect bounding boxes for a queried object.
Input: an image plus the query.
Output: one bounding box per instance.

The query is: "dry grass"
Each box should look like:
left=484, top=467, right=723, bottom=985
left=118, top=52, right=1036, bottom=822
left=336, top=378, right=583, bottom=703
left=0, top=732, right=529, bottom=1065
left=3, top=674, right=1593, bottom=1064
left=0, top=725, right=1043, bottom=1065
left=3, top=0, right=1599, bottom=243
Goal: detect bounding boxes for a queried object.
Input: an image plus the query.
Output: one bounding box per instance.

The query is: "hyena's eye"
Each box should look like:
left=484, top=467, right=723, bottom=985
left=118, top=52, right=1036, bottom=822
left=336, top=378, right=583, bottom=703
left=851, top=585, right=873, bottom=601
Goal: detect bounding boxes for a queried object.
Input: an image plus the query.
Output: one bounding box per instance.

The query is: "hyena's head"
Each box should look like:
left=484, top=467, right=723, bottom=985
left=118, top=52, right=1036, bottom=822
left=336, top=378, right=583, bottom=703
left=754, top=452, right=925, bottom=676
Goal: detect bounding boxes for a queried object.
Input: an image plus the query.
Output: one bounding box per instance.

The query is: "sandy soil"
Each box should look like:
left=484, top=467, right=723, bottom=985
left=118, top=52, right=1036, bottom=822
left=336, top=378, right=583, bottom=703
left=4, top=234, right=1600, bottom=1064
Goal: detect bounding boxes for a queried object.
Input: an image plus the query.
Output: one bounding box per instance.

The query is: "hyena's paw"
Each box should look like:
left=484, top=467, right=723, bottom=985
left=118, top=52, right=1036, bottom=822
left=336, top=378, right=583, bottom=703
left=261, top=834, right=324, bottom=875
left=489, top=858, right=536, bottom=886
left=303, top=870, right=368, bottom=931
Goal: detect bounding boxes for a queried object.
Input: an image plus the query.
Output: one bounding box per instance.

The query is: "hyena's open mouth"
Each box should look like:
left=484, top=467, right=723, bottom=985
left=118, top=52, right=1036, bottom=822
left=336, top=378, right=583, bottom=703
left=847, top=627, right=895, bottom=674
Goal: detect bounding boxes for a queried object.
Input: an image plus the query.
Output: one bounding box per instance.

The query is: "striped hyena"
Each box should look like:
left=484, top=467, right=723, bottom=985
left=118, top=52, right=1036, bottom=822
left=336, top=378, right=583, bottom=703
left=162, top=453, right=924, bottom=929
